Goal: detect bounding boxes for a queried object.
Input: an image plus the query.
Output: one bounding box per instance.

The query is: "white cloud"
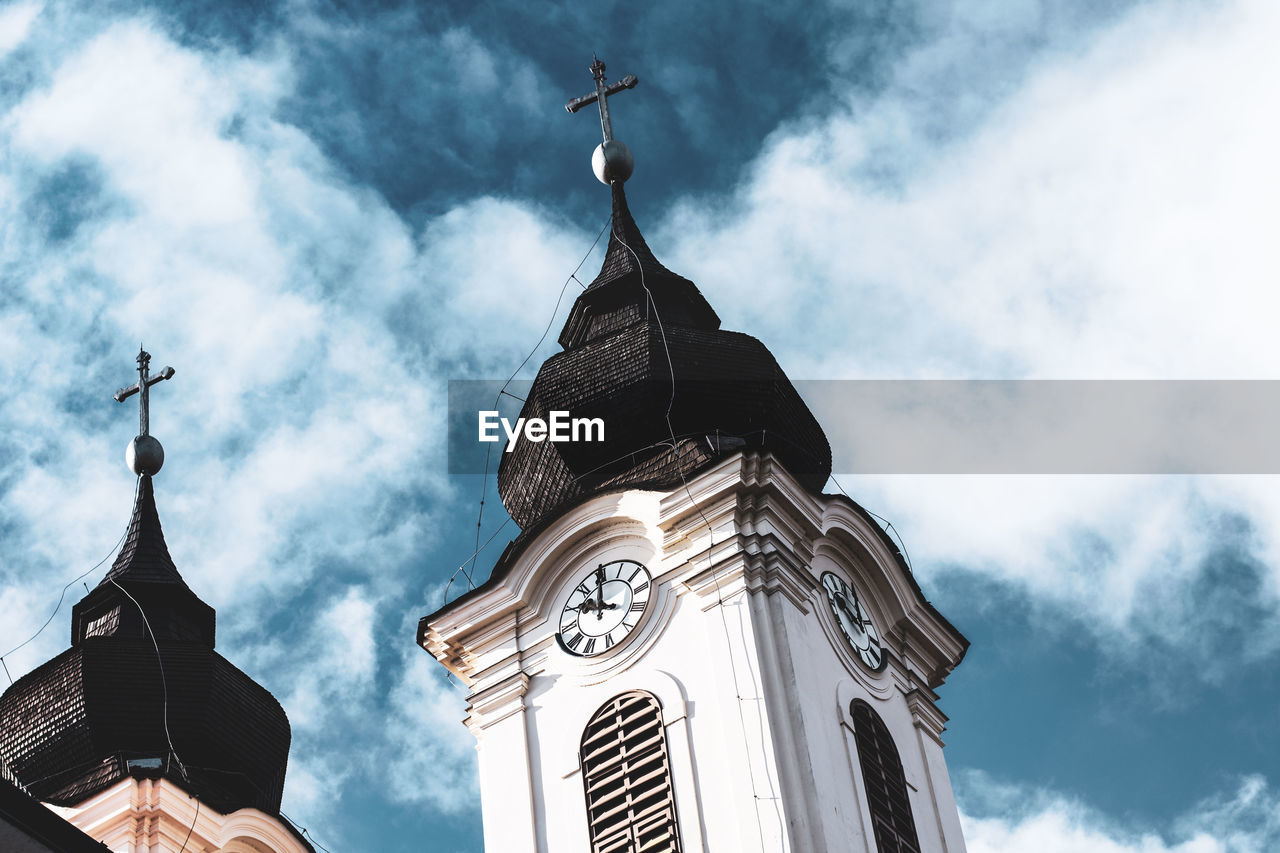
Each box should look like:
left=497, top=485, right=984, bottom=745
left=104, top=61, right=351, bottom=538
left=0, top=2, right=41, bottom=58
left=381, top=632, right=477, bottom=813
left=667, top=0, right=1279, bottom=379
left=0, top=15, right=444, bottom=616
left=960, top=772, right=1280, bottom=853
left=3, top=0, right=1275, bottom=843
left=0, top=15, right=484, bottom=828
left=248, top=587, right=379, bottom=739
left=650, top=0, right=1280, bottom=671
left=839, top=473, right=1280, bottom=664
left=417, top=195, right=600, bottom=373
left=248, top=604, right=475, bottom=818
left=0, top=13, right=584, bottom=831
left=11, top=22, right=274, bottom=230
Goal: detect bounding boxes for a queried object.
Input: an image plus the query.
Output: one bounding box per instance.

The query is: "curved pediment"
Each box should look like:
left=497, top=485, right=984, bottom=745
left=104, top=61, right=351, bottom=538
left=818, top=499, right=969, bottom=687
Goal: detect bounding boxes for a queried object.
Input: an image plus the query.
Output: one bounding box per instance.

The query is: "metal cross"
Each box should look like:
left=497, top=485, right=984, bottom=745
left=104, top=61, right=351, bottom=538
left=564, top=55, right=638, bottom=143
left=113, top=347, right=175, bottom=437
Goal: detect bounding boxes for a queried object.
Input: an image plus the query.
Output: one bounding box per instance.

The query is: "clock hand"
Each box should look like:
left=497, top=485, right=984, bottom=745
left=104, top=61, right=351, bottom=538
left=847, top=588, right=867, bottom=632
left=595, top=565, right=607, bottom=620
left=837, top=592, right=860, bottom=633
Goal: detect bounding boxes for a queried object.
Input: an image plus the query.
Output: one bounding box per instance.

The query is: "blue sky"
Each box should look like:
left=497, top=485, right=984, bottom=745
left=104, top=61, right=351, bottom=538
left=1, top=0, right=1278, bottom=851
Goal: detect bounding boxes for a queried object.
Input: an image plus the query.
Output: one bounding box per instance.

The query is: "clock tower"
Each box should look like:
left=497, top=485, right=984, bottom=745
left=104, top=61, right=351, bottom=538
left=418, top=58, right=969, bottom=853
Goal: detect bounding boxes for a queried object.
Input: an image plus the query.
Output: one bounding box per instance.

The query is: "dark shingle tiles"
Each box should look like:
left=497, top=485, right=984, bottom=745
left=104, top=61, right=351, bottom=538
left=500, top=186, right=830, bottom=530
left=100, top=475, right=187, bottom=589
left=0, top=478, right=294, bottom=816
left=0, top=641, right=292, bottom=814
left=587, top=183, right=678, bottom=289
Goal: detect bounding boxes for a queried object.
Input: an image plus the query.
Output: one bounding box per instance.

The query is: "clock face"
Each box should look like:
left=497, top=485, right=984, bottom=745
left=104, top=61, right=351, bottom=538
left=821, top=571, right=886, bottom=672
left=557, top=559, right=652, bottom=657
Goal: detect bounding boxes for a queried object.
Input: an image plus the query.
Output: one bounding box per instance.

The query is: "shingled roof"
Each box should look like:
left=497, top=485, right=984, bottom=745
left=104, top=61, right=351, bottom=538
left=586, top=182, right=680, bottom=289
left=0, top=474, right=294, bottom=817
left=558, top=184, right=721, bottom=350
left=499, top=182, right=830, bottom=530
left=100, top=475, right=188, bottom=589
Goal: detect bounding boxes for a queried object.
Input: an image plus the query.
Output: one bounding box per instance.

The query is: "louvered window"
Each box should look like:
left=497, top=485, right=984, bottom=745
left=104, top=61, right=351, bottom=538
left=83, top=606, right=120, bottom=640
left=851, top=700, right=921, bottom=853
left=580, top=691, right=682, bottom=853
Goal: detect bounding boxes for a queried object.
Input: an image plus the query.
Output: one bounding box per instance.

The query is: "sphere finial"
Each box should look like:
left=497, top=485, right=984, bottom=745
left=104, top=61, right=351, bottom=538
left=593, top=140, right=634, bottom=184
left=127, top=435, right=165, bottom=475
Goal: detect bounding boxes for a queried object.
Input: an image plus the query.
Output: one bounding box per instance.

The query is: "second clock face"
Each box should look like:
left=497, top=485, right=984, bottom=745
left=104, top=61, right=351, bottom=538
left=557, top=559, right=652, bottom=657
left=821, top=571, right=886, bottom=672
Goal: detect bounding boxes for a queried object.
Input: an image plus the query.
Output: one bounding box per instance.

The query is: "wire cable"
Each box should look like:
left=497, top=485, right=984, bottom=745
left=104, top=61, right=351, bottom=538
left=609, top=204, right=781, bottom=846
left=464, top=215, right=612, bottom=589
left=436, top=189, right=916, bottom=852
left=173, top=763, right=340, bottom=853
left=281, top=811, right=337, bottom=853
left=440, top=516, right=512, bottom=605
left=109, top=576, right=188, bottom=783
left=832, top=472, right=914, bottom=572
left=0, top=478, right=139, bottom=683
left=177, top=795, right=200, bottom=853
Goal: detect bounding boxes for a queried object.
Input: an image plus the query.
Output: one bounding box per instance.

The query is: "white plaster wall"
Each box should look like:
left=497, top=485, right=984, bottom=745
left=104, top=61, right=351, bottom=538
left=520, top=558, right=963, bottom=853
left=475, top=702, right=539, bottom=852
left=778, top=549, right=966, bottom=853
left=434, top=458, right=968, bottom=853
left=523, top=570, right=771, bottom=852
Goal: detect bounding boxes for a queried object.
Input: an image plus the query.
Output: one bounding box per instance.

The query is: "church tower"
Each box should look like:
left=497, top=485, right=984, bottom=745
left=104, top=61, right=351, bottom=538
left=0, top=350, right=313, bottom=853
left=418, top=59, right=970, bottom=853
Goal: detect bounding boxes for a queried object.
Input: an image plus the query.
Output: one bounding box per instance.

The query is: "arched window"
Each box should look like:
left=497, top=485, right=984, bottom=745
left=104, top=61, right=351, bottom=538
left=580, top=691, right=682, bottom=853
left=851, top=700, right=921, bottom=853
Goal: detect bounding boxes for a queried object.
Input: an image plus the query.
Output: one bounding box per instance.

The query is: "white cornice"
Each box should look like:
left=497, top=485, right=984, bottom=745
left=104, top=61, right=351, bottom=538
left=425, top=452, right=965, bottom=694
left=905, top=688, right=950, bottom=746
left=50, top=777, right=309, bottom=852
left=817, top=502, right=968, bottom=687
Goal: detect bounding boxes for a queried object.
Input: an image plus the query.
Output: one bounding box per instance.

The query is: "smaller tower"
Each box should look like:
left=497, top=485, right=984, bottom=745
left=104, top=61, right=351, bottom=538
left=0, top=348, right=313, bottom=852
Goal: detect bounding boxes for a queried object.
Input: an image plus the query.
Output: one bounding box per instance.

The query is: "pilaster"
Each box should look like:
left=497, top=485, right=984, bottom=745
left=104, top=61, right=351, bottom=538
left=467, top=672, right=539, bottom=853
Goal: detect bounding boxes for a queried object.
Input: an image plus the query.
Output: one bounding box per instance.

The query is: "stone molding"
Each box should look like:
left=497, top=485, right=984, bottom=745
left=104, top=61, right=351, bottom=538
left=426, top=452, right=966, bottom=707
left=50, top=777, right=309, bottom=852
left=905, top=688, right=950, bottom=747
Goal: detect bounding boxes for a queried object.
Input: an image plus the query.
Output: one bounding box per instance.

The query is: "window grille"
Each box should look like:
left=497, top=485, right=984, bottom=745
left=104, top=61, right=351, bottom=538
left=580, top=691, right=682, bottom=853
left=851, top=700, right=921, bottom=853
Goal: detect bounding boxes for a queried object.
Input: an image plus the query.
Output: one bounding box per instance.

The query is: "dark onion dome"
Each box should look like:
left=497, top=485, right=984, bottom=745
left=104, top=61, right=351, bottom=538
left=497, top=183, right=832, bottom=530
left=0, top=476, right=292, bottom=815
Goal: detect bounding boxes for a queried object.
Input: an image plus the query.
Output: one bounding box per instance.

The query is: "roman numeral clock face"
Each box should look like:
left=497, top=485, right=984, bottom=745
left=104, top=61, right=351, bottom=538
left=821, top=572, right=886, bottom=672
left=557, top=560, right=651, bottom=657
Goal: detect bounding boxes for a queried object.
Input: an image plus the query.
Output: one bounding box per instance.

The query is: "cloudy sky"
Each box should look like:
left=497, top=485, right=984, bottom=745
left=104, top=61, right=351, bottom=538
left=0, top=0, right=1277, bottom=851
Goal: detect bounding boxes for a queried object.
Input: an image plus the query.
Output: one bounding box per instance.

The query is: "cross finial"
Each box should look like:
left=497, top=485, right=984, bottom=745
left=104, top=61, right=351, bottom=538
left=565, top=55, right=639, bottom=184
left=113, top=346, right=175, bottom=475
